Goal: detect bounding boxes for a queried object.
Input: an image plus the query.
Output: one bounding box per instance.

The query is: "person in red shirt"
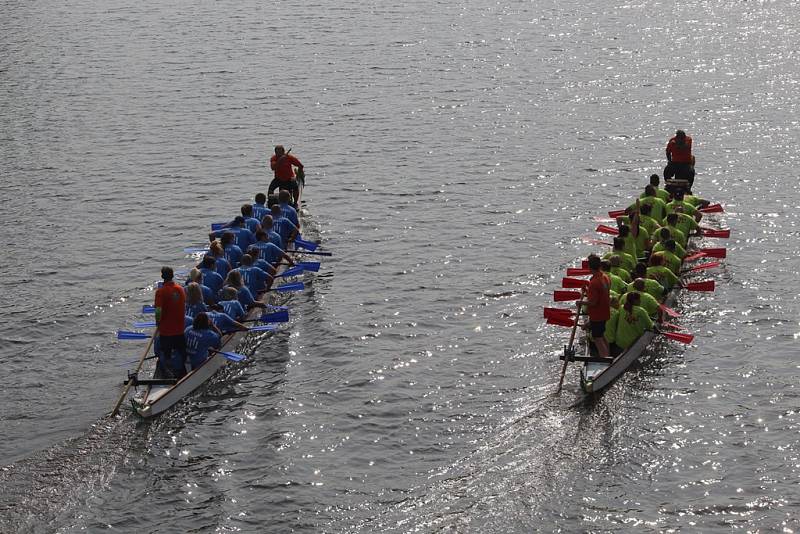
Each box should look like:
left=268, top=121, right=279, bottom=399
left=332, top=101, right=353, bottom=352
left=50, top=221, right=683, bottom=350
left=154, top=266, right=187, bottom=377
left=268, top=145, right=304, bottom=206
left=580, top=254, right=611, bottom=359
left=664, top=130, right=696, bottom=187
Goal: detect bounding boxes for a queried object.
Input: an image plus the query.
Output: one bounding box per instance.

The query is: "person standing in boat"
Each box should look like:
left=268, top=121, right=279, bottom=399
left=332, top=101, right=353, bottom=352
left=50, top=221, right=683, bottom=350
left=269, top=145, right=303, bottom=205
left=154, top=267, right=187, bottom=378
left=580, top=254, right=612, bottom=360
left=664, top=130, right=695, bottom=186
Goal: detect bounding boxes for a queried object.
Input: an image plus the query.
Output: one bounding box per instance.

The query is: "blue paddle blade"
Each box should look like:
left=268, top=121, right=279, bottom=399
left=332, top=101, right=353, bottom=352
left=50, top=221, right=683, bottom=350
left=297, top=261, right=321, bottom=272
left=278, top=265, right=305, bottom=278
left=274, top=281, right=304, bottom=292
left=266, top=304, right=288, bottom=310
left=141, top=305, right=155, bottom=313
left=216, top=350, right=246, bottom=362
left=117, top=331, right=151, bottom=340
left=132, top=321, right=156, bottom=328
left=259, top=310, right=289, bottom=323
left=211, top=222, right=226, bottom=231
left=248, top=324, right=278, bottom=332
left=294, top=238, right=318, bottom=251
left=184, top=246, right=210, bottom=253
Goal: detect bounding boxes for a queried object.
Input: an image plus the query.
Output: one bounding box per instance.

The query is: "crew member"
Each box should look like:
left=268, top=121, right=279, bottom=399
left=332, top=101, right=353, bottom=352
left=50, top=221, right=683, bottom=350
left=664, top=130, right=695, bottom=186
left=184, top=313, right=222, bottom=370
left=154, top=267, right=187, bottom=377
left=613, top=292, right=654, bottom=350
left=580, top=254, right=611, bottom=360
left=268, top=145, right=303, bottom=204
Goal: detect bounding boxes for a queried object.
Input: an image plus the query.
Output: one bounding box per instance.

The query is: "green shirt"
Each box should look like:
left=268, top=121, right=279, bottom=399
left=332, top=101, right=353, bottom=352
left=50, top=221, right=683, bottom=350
left=647, top=265, right=680, bottom=290
left=666, top=199, right=698, bottom=217
left=607, top=272, right=627, bottom=294
left=622, top=291, right=660, bottom=317
left=631, top=226, right=650, bottom=259
left=684, top=194, right=705, bottom=207
left=614, top=305, right=654, bottom=349
left=675, top=212, right=699, bottom=239
left=611, top=266, right=632, bottom=283
left=604, top=308, right=619, bottom=345
left=603, top=251, right=636, bottom=272
left=641, top=187, right=670, bottom=203
left=653, top=250, right=681, bottom=274
left=652, top=240, right=687, bottom=259
left=634, top=196, right=667, bottom=223
left=626, top=279, right=664, bottom=301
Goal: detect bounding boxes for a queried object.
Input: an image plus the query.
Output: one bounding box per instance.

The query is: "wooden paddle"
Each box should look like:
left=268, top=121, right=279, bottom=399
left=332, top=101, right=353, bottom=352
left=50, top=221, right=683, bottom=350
left=110, top=327, right=158, bottom=416
left=556, top=288, right=584, bottom=393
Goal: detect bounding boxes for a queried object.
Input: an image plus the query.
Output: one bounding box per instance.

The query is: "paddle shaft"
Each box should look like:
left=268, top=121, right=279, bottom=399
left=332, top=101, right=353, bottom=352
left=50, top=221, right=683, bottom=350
left=110, top=327, right=158, bottom=416
left=556, top=288, right=584, bottom=394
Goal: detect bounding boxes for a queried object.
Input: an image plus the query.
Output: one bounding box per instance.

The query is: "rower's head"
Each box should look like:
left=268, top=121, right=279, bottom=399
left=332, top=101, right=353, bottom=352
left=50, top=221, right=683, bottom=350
left=618, top=224, right=630, bottom=238
left=193, top=312, right=210, bottom=330
left=221, top=287, right=238, bottom=301
left=209, top=241, right=225, bottom=258
left=633, top=262, right=647, bottom=278
left=659, top=227, right=672, bottom=241
left=186, top=282, right=203, bottom=304
left=612, top=237, right=625, bottom=252
left=609, top=255, right=621, bottom=268
left=221, top=232, right=235, bottom=246
left=225, top=270, right=243, bottom=288
left=649, top=174, right=660, bottom=187
left=675, top=129, right=686, bottom=140
left=188, top=268, right=203, bottom=284
left=673, top=190, right=685, bottom=201
left=271, top=204, right=282, bottom=216
left=241, top=254, right=254, bottom=267
left=633, top=278, right=646, bottom=292
left=232, top=216, right=245, bottom=228
left=666, top=213, right=678, bottom=226
left=201, top=255, right=215, bottom=269
left=160, top=266, right=174, bottom=281
left=610, top=294, right=620, bottom=309
left=644, top=184, right=657, bottom=197
left=649, top=254, right=664, bottom=267
left=261, top=215, right=273, bottom=229
left=664, top=239, right=677, bottom=252
left=255, top=192, right=266, bottom=205
left=600, top=259, right=612, bottom=273
left=639, top=203, right=652, bottom=216
left=587, top=254, right=601, bottom=272
left=278, top=190, right=292, bottom=204
left=624, top=291, right=640, bottom=311
left=275, top=145, right=286, bottom=156
left=241, top=204, right=254, bottom=218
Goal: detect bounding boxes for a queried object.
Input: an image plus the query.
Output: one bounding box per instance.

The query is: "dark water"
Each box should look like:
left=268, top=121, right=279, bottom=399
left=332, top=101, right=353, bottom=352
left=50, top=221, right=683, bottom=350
left=2, top=0, right=799, bottom=531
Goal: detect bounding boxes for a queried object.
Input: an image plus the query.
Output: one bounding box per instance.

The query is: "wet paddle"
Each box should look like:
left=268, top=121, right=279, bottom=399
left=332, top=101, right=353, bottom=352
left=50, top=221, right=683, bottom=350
left=701, top=228, right=730, bottom=238
left=293, top=237, right=319, bottom=251
left=682, top=261, right=721, bottom=274
left=562, top=277, right=589, bottom=289
left=286, top=250, right=332, bottom=257
left=554, top=290, right=582, bottom=302
left=683, top=280, right=715, bottom=292
left=700, top=247, right=726, bottom=258
left=566, top=268, right=591, bottom=276
left=596, top=224, right=619, bottom=236
left=699, top=203, right=724, bottom=214
left=110, top=327, right=158, bottom=416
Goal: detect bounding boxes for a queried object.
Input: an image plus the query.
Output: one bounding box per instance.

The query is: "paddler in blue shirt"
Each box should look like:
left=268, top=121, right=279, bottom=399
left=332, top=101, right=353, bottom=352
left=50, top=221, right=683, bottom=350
left=217, top=232, right=243, bottom=268
left=258, top=215, right=284, bottom=248
left=270, top=204, right=298, bottom=249
left=240, top=204, right=263, bottom=234
left=198, top=256, right=225, bottom=295
left=217, top=287, right=247, bottom=321
left=206, top=310, right=249, bottom=335
left=186, top=268, right=216, bottom=305
left=184, top=313, right=222, bottom=370
left=208, top=241, right=232, bottom=278
left=236, top=253, right=274, bottom=294
left=278, top=190, right=300, bottom=230
left=252, top=192, right=270, bottom=221
left=210, top=216, right=255, bottom=254
left=251, top=232, right=294, bottom=269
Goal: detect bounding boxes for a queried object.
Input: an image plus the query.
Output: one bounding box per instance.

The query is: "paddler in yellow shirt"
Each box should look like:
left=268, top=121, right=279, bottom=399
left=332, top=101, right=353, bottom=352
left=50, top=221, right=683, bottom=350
left=647, top=254, right=680, bottom=291
left=651, top=239, right=682, bottom=275
left=603, top=237, right=636, bottom=272
left=612, top=292, right=654, bottom=350
left=621, top=282, right=661, bottom=318
left=640, top=174, right=670, bottom=203
left=652, top=227, right=687, bottom=259
left=630, top=264, right=666, bottom=300
left=600, top=259, right=628, bottom=295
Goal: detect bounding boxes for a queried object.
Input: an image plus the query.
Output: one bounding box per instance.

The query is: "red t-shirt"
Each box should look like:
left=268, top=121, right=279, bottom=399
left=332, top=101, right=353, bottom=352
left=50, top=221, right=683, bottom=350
left=666, top=136, right=693, bottom=163
left=586, top=272, right=611, bottom=321
left=154, top=281, right=186, bottom=336
left=270, top=154, right=302, bottom=181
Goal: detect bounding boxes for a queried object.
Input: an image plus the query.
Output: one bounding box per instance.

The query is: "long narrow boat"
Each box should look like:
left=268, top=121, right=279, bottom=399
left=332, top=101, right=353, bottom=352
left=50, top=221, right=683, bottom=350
left=128, top=180, right=306, bottom=418
left=556, top=178, right=724, bottom=394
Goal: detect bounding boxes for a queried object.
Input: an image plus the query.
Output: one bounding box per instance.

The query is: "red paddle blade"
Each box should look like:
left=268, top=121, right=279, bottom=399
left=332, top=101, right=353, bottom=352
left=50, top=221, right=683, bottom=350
left=660, top=321, right=686, bottom=331
left=702, top=228, right=730, bottom=238
left=700, top=247, right=727, bottom=258
left=546, top=315, right=575, bottom=327
left=543, top=307, right=575, bottom=319
left=699, top=203, right=724, bottom=214
left=581, top=236, right=613, bottom=246
left=562, top=277, right=589, bottom=289
left=659, top=303, right=681, bottom=318
left=581, top=259, right=589, bottom=269
left=662, top=331, right=694, bottom=344
left=596, top=224, right=619, bottom=235
left=685, top=261, right=721, bottom=273
left=608, top=209, right=626, bottom=218
left=683, top=252, right=706, bottom=262
left=554, top=290, right=581, bottom=302
left=566, top=268, right=591, bottom=276
left=685, top=280, right=715, bottom=292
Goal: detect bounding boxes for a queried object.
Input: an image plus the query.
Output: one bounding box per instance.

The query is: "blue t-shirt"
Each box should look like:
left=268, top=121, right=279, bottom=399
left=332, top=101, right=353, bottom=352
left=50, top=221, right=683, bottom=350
left=272, top=216, right=297, bottom=248
left=223, top=244, right=243, bottom=268
left=185, top=301, right=208, bottom=319
left=280, top=202, right=299, bottom=228
left=219, top=299, right=246, bottom=320
left=199, top=268, right=224, bottom=295
left=212, top=227, right=255, bottom=254
left=253, top=258, right=273, bottom=274
left=252, top=241, right=283, bottom=265
left=237, top=265, right=271, bottom=295
left=267, top=230, right=283, bottom=249
left=252, top=203, right=269, bottom=221
left=244, top=217, right=261, bottom=234
left=214, top=256, right=231, bottom=278
left=184, top=327, right=221, bottom=369
left=206, top=311, right=240, bottom=334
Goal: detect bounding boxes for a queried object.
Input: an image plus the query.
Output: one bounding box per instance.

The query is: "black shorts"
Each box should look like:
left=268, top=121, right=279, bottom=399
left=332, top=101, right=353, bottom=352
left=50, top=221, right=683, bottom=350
left=590, top=320, right=606, bottom=338
left=268, top=178, right=300, bottom=202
